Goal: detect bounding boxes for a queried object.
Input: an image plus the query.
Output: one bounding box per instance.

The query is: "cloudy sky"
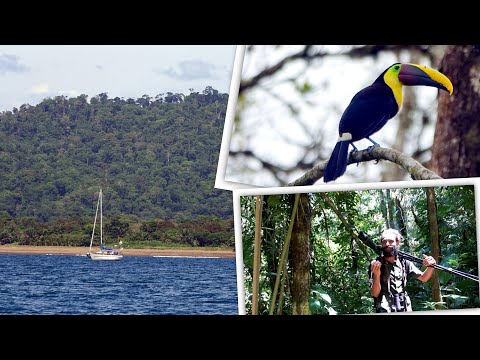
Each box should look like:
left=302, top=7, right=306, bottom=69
left=0, top=45, right=237, bottom=112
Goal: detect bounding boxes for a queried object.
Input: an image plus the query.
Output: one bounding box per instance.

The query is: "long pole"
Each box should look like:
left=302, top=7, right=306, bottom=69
left=398, top=250, right=479, bottom=282
left=358, top=234, right=479, bottom=282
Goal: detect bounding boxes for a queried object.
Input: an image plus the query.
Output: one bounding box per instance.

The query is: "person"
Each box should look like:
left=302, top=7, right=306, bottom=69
left=368, top=228, right=436, bottom=313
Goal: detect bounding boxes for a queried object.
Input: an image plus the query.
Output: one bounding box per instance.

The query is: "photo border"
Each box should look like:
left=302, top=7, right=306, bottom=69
left=233, top=177, right=480, bottom=315
left=215, top=45, right=252, bottom=191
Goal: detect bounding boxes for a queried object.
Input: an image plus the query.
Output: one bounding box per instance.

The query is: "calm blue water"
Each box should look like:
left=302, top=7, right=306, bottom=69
left=0, top=254, right=238, bottom=315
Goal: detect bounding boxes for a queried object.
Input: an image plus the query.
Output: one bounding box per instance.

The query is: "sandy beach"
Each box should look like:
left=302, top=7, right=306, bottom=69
left=0, top=245, right=236, bottom=258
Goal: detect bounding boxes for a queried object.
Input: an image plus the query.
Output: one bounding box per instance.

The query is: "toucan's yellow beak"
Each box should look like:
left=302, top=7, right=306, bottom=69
left=399, top=63, right=453, bottom=95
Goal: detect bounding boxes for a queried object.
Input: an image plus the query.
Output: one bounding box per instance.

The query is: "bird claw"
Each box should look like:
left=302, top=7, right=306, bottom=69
left=366, top=144, right=380, bottom=164
left=367, top=144, right=380, bottom=155
left=348, top=149, right=361, bottom=167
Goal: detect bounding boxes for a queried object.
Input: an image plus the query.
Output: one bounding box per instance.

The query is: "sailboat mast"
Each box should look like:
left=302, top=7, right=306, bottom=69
left=89, top=189, right=101, bottom=252
left=100, top=188, right=103, bottom=246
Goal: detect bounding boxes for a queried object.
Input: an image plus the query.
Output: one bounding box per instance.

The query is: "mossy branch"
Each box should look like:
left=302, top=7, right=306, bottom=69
left=290, top=146, right=442, bottom=186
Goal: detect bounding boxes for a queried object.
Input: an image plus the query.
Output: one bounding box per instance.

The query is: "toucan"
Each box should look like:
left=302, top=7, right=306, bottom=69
left=323, top=63, right=453, bottom=183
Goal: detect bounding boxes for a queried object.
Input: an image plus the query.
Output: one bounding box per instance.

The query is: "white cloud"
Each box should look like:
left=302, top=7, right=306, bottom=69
left=0, top=52, right=29, bottom=75
left=31, top=83, right=49, bottom=95
left=159, top=59, right=222, bottom=81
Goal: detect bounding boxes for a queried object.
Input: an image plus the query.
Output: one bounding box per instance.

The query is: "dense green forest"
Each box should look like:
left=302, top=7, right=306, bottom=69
left=242, top=186, right=479, bottom=314
left=0, top=86, right=234, bottom=248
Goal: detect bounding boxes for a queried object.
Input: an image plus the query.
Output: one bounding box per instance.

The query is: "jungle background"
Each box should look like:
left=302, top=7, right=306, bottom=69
left=226, top=45, right=480, bottom=186
left=241, top=185, right=479, bottom=314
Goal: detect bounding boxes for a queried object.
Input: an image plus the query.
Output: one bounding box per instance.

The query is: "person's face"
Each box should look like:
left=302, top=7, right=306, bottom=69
left=381, top=236, right=399, bottom=250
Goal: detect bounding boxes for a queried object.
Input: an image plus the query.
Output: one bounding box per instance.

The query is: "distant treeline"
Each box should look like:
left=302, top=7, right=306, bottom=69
left=0, top=211, right=234, bottom=248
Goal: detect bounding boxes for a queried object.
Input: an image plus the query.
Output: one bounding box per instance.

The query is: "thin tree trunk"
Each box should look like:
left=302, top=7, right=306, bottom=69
left=252, top=196, right=263, bottom=315
left=386, top=189, right=395, bottom=229
left=395, top=196, right=409, bottom=251
left=263, top=195, right=278, bottom=290
left=291, top=193, right=311, bottom=315
left=425, top=187, right=442, bottom=309
left=277, top=261, right=289, bottom=315
left=380, top=190, right=389, bottom=228
left=431, top=45, right=480, bottom=177
left=269, top=194, right=300, bottom=315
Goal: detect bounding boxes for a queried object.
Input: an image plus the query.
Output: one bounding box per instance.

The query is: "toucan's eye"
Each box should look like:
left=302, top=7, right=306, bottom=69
left=394, top=65, right=400, bottom=70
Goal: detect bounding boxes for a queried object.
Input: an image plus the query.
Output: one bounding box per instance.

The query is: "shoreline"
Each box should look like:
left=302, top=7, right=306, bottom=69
left=0, top=245, right=236, bottom=258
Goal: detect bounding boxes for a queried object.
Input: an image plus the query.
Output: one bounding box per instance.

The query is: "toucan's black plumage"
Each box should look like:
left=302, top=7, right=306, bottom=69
left=323, top=63, right=453, bottom=183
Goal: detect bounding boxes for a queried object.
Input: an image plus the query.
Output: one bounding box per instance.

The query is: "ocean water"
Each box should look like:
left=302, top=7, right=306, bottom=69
left=0, top=254, right=239, bottom=315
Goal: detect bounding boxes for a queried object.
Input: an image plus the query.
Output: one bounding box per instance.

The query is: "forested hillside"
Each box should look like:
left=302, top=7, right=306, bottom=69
left=0, top=86, right=234, bottom=248
left=0, top=86, right=229, bottom=221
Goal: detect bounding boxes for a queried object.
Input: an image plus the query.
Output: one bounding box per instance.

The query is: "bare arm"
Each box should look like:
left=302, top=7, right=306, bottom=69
left=370, top=260, right=382, bottom=297
left=417, top=255, right=436, bottom=283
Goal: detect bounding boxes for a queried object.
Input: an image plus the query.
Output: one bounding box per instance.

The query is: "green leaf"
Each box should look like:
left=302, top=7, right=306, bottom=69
left=295, top=82, right=313, bottom=94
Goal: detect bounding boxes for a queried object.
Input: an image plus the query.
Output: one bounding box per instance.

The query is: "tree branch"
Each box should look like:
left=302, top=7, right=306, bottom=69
left=289, top=146, right=442, bottom=186
left=229, top=149, right=315, bottom=184
left=240, top=46, right=315, bottom=93
left=318, top=193, right=372, bottom=263
left=230, top=150, right=290, bottom=173
left=239, top=45, right=435, bottom=94
left=345, top=45, right=433, bottom=59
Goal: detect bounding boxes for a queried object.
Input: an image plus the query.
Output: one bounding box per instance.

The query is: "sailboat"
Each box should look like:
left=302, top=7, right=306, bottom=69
left=86, top=188, right=124, bottom=261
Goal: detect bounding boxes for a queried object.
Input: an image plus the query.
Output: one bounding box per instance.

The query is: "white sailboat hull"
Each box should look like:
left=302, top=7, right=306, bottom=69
left=87, top=252, right=123, bottom=261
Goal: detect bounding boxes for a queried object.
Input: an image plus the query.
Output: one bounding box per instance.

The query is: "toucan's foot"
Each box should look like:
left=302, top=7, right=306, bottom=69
left=349, top=142, right=359, bottom=154
left=367, top=143, right=380, bottom=152
left=367, top=145, right=380, bottom=164
left=366, top=144, right=380, bottom=164
left=348, top=147, right=361, bottom=167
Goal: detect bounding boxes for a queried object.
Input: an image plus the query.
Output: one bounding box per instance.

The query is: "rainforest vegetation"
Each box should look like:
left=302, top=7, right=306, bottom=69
left=242, top=186, right=479, bottom=314
left=0, top=87, right=234, bottom=249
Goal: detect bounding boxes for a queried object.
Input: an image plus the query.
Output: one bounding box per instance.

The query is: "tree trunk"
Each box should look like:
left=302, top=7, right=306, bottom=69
left=252, top=196, right=263, bottom=315
left=430, top=45, right=480, bottom=177
left=386, top=189, right=395, bottom=229
left=290, top=193, right=311, bottom=315
left=394, top=196, right=409, bottom=252
left=425, top=187, right=442, bottom=309
left=263, top=195, right=278, bottom=290
left=379, top=190, right=389, bottom=228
